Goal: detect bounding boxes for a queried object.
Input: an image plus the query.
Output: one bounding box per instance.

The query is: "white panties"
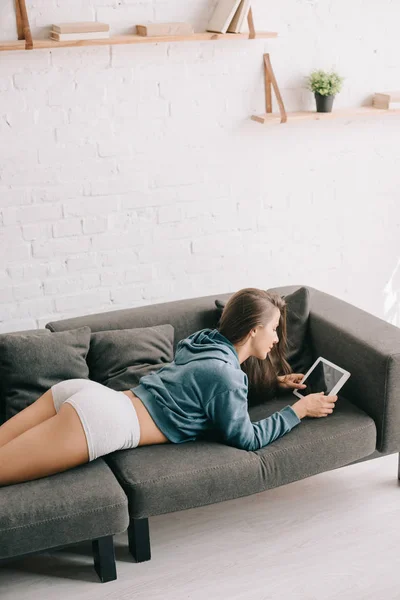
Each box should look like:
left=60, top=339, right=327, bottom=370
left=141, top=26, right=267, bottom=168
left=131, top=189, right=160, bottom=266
left=51, top=378, right=141, bottom=462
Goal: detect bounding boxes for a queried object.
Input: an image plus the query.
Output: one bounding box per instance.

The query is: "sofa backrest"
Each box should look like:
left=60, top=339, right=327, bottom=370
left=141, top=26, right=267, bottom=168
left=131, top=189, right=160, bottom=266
left=46, top=292, right=233, bottom=351
left=46, top=285, right=304, bottom=351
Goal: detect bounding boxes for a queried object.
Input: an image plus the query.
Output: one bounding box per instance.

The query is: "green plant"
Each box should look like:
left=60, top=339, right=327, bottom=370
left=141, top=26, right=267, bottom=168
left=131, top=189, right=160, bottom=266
left=306, top=69, right=344, bottom=96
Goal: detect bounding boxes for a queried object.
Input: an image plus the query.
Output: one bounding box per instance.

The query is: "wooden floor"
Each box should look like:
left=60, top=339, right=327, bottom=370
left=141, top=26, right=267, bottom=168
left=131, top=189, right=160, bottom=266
left=1, top=453, right=399, bottom=599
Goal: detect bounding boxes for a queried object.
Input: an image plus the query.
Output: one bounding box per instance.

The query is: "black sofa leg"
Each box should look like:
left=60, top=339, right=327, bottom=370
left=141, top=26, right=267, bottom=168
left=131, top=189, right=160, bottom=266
left=128, top=518, right=151, bottom=562
left=92, top=535, right=117, bottom=583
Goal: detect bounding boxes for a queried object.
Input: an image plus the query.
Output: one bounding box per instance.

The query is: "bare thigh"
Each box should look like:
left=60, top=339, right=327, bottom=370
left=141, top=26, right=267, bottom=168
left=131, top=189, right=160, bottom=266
left=0, top=403, right=90, bottom=487
left=0, top=389, right=57, bottom=449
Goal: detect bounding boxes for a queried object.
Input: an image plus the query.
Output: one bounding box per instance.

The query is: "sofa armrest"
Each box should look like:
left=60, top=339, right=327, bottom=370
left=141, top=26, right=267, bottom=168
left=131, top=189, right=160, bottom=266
left=308, top=287, right=400, bottom=454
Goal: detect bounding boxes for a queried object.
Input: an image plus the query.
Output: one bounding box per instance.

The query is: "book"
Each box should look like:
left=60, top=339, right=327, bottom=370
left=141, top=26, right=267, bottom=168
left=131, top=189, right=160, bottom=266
left=227, top=0, right=251, bottom=33
left=50, top=31, right=110, bottom=41
left=52, top=22, right=109, bottom=34
left=136, top=22, right=194, bottom=37
left=206, top=0, right=243, bottom=34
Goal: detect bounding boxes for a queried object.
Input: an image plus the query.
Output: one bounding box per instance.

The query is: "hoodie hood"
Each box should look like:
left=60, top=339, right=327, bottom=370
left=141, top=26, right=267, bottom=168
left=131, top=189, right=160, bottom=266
left=174, top=328, right=239, bottom=367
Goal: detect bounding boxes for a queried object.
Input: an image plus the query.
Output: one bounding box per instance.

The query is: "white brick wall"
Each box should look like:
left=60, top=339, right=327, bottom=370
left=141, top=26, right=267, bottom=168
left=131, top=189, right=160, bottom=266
left=0, top=0, right=399, bottom=333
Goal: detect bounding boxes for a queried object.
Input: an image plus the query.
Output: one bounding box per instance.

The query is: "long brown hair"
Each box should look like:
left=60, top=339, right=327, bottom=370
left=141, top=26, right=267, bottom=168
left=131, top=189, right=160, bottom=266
left=217, top=288, right=292, bottom=405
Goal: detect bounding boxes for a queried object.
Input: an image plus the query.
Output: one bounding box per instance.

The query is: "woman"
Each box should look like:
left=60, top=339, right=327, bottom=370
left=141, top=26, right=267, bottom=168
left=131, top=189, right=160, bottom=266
left=0, top=288, right=337, bottom=487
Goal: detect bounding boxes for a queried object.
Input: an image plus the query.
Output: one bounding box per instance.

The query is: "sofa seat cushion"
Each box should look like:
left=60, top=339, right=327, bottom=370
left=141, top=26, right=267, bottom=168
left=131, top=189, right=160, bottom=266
left=0, top=460, right=129, bottom=560
left=249, top=393, right=376, bottom=483
left=104, top=394, right=376, bottom=519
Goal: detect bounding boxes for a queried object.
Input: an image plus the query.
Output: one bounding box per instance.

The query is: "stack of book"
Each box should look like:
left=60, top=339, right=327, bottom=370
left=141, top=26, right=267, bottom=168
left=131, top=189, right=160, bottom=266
left=50, top=22, right=110, bottom=41
left=206, top=0, right=251, bottom=34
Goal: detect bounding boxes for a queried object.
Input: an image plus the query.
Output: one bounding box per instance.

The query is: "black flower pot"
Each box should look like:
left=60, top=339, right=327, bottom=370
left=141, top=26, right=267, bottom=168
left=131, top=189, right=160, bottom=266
left=314, top=93, right=335, bottom=113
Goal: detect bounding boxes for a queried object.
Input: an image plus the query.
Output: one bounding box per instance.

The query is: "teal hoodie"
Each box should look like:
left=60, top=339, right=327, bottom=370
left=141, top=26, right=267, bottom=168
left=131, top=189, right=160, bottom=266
left=131, top=328, right=301, bottom=451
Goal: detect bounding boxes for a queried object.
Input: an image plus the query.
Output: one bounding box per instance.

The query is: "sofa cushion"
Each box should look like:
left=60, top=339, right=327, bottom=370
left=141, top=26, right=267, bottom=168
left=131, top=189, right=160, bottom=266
left=0, top=459, right=129, bottom=560
left=215, top=286, right=314, bottom=374
left=278, top=286, right=314, bottom=373
left=104, top=394, right=376, bottom=519
left=46, top=293, right=241, bottom=358
left=86, top=324, right=175, bottom=391
left=0, top=327, right=91, bottom=423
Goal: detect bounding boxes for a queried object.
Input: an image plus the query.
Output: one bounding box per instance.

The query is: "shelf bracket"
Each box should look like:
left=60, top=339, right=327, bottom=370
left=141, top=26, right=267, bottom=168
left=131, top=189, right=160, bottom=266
left=263, top=53, right=287, bottom=123
left=247, top=6, right=256, bottom=39
left=14, top=0, right=33, bottom=50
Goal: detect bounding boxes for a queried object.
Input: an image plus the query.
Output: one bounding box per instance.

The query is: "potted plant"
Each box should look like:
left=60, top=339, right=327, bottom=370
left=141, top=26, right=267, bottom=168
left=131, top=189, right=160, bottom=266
left=306, top=69, right=344, bottom=113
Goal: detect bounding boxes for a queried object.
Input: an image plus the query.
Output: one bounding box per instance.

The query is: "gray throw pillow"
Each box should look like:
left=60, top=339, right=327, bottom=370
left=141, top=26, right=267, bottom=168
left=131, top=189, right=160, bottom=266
left=86, top=324, right=175, bottom=391
left=215, top=287, right=314, bottom=374
left=278, top=287, right=314, bottom=373
left=0, top=327, right=91, bottom=423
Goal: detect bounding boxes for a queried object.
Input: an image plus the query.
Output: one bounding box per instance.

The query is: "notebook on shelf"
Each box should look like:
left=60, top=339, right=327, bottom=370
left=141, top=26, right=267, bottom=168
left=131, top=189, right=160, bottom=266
left=50, top=31, right=110, bottom=41
left=206, top=0, right=243, bottom=34
left=227, top=0, right=251, bottom=33
left=136, top=22, right=194, bottom=37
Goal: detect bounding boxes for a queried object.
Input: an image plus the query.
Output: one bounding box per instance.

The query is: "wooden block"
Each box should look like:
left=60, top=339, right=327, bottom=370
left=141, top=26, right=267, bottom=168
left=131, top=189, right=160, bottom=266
left=373, top=93, right=391, bottom=109
left=373, top=92, right=400, bottom=109
left=136, top=22, right=194, bottom=37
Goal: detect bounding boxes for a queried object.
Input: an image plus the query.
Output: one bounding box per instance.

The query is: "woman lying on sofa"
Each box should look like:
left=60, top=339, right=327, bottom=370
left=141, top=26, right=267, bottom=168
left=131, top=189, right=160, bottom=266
left=0, top=287, right=337, bottom=487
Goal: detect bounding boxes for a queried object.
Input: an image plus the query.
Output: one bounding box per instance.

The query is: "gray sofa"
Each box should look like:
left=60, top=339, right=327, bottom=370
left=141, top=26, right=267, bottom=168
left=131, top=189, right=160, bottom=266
left=1, top=284, right=399, bottom=583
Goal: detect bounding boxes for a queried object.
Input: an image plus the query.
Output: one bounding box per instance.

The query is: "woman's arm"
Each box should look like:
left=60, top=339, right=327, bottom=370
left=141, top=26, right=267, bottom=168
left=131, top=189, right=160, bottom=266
left=204, top=388, right=301, bottom=451
left=291, top=399, right=307, bottom=419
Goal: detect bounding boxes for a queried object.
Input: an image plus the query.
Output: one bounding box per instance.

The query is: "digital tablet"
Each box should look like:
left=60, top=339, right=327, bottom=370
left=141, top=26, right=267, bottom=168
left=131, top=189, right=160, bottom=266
left=292, top=357, right=351, bottom=399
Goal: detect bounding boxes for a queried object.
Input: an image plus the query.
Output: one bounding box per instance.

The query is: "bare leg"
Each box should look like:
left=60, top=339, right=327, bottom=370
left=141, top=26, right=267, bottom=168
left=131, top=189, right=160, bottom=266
left=0, top=402, right=90, bottom=487
left=0, top=389, right=56, bottom=449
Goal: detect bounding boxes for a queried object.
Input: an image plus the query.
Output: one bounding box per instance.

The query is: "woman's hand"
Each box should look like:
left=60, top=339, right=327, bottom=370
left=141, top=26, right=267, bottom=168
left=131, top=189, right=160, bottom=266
left=277, top=373, right=307, bottom=391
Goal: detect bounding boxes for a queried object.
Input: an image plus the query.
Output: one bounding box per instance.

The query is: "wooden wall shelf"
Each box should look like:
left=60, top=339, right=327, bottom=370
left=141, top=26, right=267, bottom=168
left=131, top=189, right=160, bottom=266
left=251, top=106, right=400, bottom=125
left=0, top=31, right=277, bottom=52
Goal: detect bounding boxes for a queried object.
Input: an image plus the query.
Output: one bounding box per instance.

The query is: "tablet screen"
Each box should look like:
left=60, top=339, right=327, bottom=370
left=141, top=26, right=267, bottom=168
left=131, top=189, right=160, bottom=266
left=301, top=361, right=344, bottom=396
